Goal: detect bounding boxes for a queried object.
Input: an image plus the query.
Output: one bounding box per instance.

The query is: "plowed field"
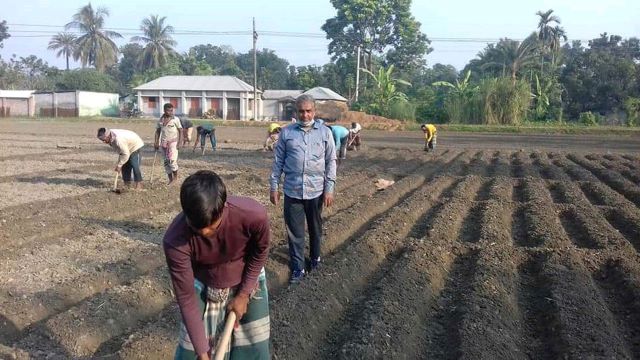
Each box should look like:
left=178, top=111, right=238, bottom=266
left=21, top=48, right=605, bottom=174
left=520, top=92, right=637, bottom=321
left=1, top=120, right=640, bottom=359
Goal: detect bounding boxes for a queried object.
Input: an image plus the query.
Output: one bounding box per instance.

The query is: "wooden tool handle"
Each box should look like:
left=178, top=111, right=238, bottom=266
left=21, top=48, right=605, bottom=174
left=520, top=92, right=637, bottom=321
left=112, top=172, right=119, bottom=191
left=213, top=311, right=236, bottom=360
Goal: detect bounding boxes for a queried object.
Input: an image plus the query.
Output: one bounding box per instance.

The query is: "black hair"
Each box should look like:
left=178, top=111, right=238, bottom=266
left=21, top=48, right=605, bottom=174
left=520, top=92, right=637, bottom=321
left=164, top=103, right=174, bottom=110
left=180, top=170, right=227, bottom=229
left=97, top=128, right=107, bottom=138
left=351, top=122, right=357, bottom=128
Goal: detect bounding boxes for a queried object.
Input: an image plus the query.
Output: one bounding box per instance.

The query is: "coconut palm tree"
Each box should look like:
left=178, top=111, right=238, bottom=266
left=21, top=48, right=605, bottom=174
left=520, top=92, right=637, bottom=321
left=131, top=15, right=177, bottom=70
left=549, top=25, right=568, bottom=66
left=481, top=35, right=538, bottom=85
left=536, top=9, right=564, bottom=72
left=47, top=32, right=77, bottom=70
left=65, top=3, right=122, bottom=72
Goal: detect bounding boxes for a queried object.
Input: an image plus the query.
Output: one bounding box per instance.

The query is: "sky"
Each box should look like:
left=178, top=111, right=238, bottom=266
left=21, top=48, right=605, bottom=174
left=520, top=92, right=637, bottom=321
left=1, top=0, right=639, bottom=71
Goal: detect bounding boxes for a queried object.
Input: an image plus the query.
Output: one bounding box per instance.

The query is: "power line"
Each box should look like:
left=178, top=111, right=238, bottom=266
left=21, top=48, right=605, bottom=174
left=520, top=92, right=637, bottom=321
left=7, top=22, right=604, bottom=43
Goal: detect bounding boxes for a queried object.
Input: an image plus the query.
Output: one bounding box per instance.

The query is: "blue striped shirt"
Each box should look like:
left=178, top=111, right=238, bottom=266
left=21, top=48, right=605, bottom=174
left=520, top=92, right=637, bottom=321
left=270, top=120, right=337, bottom=199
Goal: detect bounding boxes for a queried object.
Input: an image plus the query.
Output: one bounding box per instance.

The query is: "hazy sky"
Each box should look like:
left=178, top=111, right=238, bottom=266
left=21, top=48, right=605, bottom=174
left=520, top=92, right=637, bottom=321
left=1, top=0, right=639, bottom=71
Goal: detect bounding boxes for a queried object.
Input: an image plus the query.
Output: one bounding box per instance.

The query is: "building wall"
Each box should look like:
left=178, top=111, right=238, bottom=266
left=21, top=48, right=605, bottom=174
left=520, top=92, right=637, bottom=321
left=34, top=92, right=77, bottom=117
left=137, top=90, right=258, bottom=120
left=78, top=91, right=119, bottom=116
left=262, top=99, right=280, bottom=120
left=0, top=98, right=32, bottom=117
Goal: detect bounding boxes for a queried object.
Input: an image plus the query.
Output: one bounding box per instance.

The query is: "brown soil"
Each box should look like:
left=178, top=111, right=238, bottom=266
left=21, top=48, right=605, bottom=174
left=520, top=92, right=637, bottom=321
left=1, top=120, right=640, bottom=359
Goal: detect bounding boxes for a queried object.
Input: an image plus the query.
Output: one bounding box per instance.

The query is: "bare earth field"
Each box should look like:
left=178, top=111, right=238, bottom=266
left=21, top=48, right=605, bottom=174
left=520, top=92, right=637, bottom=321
left=1, top=120, right=640, bottom=359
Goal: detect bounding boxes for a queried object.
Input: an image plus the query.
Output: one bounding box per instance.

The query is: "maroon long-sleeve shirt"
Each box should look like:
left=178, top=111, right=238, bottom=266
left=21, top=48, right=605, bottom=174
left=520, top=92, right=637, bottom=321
left=163, top=196, right=270, bottom=356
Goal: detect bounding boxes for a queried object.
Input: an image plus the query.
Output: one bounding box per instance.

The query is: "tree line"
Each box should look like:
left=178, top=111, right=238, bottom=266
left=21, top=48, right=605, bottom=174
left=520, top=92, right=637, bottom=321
left=0, top=1, right=639, bottom=125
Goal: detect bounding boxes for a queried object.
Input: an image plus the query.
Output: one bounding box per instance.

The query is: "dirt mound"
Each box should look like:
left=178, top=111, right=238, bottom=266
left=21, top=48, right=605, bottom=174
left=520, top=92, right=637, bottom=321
left=314, top=100, right=349, bottom=121
left=338, top=110, right=405, bottom=131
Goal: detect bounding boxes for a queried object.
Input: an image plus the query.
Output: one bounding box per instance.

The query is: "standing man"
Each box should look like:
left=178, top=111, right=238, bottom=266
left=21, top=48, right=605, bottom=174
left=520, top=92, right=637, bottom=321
left=270, top=95, right=337, bottom=284
left=347, top=121, right=362, bottom=151
left=155, top=103, right=182, bottom=185
left=421, top=123, right=437, bottom=152
left=180, top=116, right=194, bottom=147
left=193, top=123, right=217, bottom=155
left=164, top=170, right=270, bottom=359
left=97, top=127, right=144, bottom=190
left=328, top=124, right=350, bottom=162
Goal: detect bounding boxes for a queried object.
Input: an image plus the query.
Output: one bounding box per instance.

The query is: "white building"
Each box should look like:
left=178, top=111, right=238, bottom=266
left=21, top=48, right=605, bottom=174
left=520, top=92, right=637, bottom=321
left=262, top=90, right=303, bottom=121
left=0, top=90, right=35, bottom=117
left=133, top=75, right=261, bottom=120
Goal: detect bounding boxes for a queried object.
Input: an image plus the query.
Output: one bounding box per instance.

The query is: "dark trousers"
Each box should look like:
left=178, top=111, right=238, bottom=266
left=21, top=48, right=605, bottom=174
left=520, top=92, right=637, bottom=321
left=338, top=136, right=348, bottom=159
left=424, top=134, right=437, bottom=151
left=122, top=150, right=142, bottom=182
left=200, top=130, right=217, bottom=150
left=284, top=195, right=324, bottom=272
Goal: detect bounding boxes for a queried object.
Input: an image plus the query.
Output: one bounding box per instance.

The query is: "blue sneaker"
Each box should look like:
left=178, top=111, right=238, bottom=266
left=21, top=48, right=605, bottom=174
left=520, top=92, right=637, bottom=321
left=289, top=269, right=305, bottom=285
left=311, top=257, right=321, bottom=271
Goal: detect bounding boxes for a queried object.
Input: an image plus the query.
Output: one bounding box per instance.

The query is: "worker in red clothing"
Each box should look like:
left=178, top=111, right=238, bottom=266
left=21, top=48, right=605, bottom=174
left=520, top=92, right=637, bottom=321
left=164, top=170, right=270, bottom=359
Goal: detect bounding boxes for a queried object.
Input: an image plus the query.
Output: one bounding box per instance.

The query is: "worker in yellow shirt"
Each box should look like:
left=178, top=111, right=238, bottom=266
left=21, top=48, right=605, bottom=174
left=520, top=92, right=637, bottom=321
left=421, top=124, right=437, bottom=152
left=264, top=123, right=282, bottom=151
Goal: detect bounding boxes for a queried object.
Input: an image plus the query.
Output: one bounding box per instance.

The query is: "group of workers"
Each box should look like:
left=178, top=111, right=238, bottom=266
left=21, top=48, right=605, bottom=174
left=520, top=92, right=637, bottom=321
left=263, top=121, right=362, bottom=160
left=96, top=96, right=438, bottom=359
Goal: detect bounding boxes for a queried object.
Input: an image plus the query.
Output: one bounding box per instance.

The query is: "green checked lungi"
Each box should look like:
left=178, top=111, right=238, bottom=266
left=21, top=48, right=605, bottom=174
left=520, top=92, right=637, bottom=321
left=174, top=268, right=270, bottom=360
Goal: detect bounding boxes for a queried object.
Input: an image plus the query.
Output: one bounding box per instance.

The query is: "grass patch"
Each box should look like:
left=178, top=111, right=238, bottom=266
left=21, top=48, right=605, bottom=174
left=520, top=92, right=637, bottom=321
left=404, top=121, right=640, bottom=135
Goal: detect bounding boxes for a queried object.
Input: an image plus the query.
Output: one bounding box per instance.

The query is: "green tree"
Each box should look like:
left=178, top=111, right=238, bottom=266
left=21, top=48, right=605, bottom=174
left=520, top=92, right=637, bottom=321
left=480, top=35, right=538, bottom=85
left=288, top=65, right=323, bottom=90
left=47, top=33, right=77, bottom=70
left=235, top=49, right=289, bottom=89
left=56, top=68, right=118, bottom=92
left=536, top=9, right=562, bottom=71
left=0, top=20, right=9, bottom=49
left=560, top=34, right=639, bottom=118
left=65, top=3, right=122, bottom=72
left=131, top=15, right=177, bottom=70
left=115, top=43, right=143, bottom=88
left=179, top=54, right=214, bottom=75
left=130, top=56, right=184, bottom=88
left=188, top=44, right=243, bottom=76
left=322, top=0, right=431, bottom=72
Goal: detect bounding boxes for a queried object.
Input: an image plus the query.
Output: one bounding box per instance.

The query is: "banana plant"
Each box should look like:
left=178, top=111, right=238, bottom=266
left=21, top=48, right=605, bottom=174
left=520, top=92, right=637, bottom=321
left=532, top=74, right=552, bottom=120
left=432, top=70, right=478, bottom=99
left=361, top=64, right=411, bottom=117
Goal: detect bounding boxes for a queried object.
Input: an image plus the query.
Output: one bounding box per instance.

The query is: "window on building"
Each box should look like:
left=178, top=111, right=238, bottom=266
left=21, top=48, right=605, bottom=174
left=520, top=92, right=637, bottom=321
left=147, top=97, right=158, bottom=108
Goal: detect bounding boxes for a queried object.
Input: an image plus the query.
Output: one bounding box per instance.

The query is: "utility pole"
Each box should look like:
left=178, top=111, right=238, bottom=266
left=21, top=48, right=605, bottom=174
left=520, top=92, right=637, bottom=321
left=355, top=46, right=361, bottom=103
left=253, top=17, right=258, bottom=120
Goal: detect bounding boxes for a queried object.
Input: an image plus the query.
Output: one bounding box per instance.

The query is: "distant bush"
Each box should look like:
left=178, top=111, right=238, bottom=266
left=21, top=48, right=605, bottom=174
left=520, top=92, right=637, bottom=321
left=623, top=97, right=640, bottom=126
left=56, top=69, right=118, bottom=93
left=579, top=111, right=599, bottom=126
left=388, top=99, right=416, bottom=121
left=439, top=77, right=530, bottom=125
left=477, top=77, right=531, bottom=125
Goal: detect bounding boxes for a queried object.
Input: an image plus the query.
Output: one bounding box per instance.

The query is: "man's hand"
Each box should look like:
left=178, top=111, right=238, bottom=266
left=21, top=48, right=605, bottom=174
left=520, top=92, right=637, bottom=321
left=114, top=165, right=122, bottom=172
left=323, top=192, right=334, bottom=207
left=226, top=293, right=250, bottom=326
left=197, top=353, right=210, bottom=360
left=270, top=191, right=280, bottom=206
